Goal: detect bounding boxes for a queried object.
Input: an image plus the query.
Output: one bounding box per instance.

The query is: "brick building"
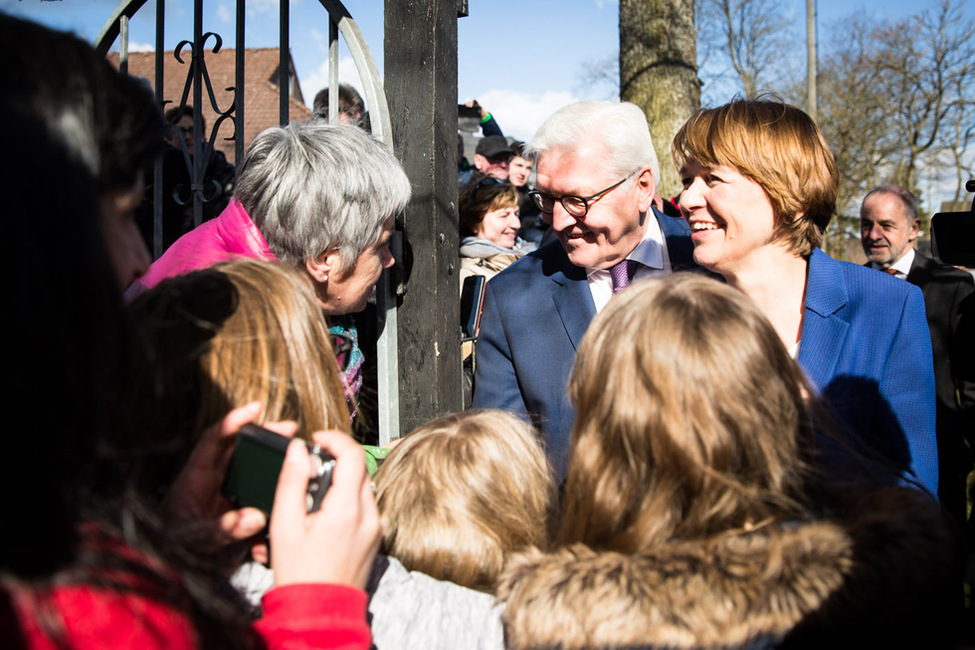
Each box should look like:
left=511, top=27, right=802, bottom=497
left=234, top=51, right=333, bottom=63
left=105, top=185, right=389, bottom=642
left=108, top=48, right=312, bottom=165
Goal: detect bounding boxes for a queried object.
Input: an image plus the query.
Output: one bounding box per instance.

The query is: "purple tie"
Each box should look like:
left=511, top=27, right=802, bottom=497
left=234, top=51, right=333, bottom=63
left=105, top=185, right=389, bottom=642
left=610, top=259, right=637, bottom=294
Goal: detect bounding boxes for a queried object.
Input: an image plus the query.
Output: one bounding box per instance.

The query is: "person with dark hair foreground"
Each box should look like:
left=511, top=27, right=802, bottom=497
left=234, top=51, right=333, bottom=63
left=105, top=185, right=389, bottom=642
left=673, top=98, right=938, bottom=495
left=2, top=12, right=380, bottom=648
left=498, top=276, right=960, bottom=648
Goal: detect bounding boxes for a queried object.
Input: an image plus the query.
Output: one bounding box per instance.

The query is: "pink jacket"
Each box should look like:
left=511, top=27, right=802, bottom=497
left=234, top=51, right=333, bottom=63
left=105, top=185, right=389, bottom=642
left=132, top=200, right=276, bottom=294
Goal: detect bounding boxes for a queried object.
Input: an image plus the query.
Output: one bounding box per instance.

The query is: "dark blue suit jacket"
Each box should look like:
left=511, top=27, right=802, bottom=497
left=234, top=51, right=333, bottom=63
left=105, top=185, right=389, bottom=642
left=472, top=209, right=700, bottom=479
left=798, top=249, right=938, bottom=495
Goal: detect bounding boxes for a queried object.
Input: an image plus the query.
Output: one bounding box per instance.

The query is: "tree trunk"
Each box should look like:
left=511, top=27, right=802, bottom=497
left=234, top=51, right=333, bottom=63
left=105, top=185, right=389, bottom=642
left=620, top=0, right=700, bottom=200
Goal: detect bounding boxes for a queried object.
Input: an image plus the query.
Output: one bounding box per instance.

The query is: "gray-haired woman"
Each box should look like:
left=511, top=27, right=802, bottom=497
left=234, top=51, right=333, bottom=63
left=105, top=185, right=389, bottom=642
left=134, top=121, right=411, bottom=419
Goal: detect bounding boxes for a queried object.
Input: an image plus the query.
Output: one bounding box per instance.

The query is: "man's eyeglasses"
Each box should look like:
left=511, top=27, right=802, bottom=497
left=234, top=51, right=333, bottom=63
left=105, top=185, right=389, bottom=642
left=528, top=170, right=639, bottom=218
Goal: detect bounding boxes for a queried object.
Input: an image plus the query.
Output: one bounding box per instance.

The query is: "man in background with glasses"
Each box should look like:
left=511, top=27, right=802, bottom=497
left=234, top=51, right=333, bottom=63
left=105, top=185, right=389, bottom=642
left=472, top=100, right=703, bottom=480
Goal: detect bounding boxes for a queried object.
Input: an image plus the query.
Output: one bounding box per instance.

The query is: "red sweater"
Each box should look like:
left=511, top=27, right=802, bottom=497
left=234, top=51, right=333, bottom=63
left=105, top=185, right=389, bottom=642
left=4, top=529, right=371, bottom=649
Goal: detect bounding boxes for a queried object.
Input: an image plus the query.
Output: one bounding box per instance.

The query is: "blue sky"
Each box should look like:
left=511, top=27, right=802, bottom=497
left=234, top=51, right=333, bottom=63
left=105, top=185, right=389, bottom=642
left=3, top=0, right=957, bottom=143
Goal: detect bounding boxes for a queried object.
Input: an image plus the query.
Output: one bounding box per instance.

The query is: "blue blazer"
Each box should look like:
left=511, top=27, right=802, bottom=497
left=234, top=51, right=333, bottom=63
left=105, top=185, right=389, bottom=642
left=798, top=249, right=938, bottom=495
left=472, top=209, right=700, bottom=479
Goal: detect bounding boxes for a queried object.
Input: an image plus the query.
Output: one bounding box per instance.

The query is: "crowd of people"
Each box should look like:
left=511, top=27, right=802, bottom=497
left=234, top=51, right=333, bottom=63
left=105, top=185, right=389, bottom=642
left=5, top=9, right=974, bottom=649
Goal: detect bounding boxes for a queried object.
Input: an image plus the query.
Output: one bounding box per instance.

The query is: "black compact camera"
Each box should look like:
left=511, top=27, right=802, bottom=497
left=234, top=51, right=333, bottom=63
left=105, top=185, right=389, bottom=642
left=222, top=424, right=334, bottom=515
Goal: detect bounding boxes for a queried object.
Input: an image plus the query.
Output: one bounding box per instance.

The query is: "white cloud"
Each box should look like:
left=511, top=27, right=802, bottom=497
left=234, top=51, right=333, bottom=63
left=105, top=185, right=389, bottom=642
left=216, top=3, right=231, bottom=24
left=298, top=56, right=365, bottom=110
left=473, top=89, right=580, bottom=142
left=246, top=0, right=278, bottom=16
left=128, top=41, right=155, bottom=52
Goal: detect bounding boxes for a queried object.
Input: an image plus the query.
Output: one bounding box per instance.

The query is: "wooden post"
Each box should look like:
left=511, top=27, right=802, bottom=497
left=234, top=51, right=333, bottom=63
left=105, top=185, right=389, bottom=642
left=384, top=0, right=463, bottom=435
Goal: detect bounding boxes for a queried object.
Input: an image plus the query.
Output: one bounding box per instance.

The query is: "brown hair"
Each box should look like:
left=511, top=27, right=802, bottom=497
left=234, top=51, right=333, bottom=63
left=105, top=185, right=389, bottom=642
left=672, top=97, right=838, bottom=257
left=126, top=259, right=350, bottom=491
left=198, top=259, right=350, bottom=437
left=458, top=179, right=520, bottom=238
left=375, top=409, right=554, bottom=592
left=560, top=274, right=816, bottom=552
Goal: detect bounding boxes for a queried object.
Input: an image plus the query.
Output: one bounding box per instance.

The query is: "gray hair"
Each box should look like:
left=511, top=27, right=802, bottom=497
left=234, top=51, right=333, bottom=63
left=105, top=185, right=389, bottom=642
left=234, top=122, right=411, bottom=270
left=525, top=100, right=660, bottom=185
left=862, top=185, right=919, bottom=223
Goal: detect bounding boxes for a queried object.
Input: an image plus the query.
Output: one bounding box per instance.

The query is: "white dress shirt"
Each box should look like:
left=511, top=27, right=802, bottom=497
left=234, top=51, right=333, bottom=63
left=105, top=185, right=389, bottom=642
left=588, top=213, right=672, bottom=313
left=870, top=247, right=914, bottom=280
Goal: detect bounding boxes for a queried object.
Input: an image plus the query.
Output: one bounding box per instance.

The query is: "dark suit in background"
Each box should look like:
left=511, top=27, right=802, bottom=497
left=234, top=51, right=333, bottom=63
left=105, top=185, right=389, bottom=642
left=907, top=251, right=975, bottom=523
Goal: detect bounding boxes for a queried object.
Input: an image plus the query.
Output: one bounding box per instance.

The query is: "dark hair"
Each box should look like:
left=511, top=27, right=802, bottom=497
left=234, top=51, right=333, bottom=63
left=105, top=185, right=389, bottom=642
left=5, top=79, right=123, bottom=580
left=511, top=140, right=529, bottom=158
left=164, top=103, right=207, bottom=130
left=0, top=14, right=166, bottom=192
left=0, top=13, right=252, bottom=647
left=458, top=177, right=519, bottom=237
left=313, top=83, right=365, bottom=118
left=862, top=185, right=920, bottom=223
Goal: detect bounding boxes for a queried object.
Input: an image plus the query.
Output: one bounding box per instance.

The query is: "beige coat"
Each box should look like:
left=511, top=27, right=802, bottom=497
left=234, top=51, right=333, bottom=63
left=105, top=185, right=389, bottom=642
left=497, top=487, right=959, bottom=649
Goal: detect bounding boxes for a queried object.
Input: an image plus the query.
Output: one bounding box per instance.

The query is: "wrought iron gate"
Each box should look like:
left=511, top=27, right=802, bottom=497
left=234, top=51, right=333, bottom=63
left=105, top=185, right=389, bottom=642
left=95, top=0, right=401, bottom=443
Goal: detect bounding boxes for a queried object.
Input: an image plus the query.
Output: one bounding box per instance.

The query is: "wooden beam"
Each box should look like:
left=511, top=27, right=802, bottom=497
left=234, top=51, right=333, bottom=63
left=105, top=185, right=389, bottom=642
left=385, top=0, right=463, bottom=435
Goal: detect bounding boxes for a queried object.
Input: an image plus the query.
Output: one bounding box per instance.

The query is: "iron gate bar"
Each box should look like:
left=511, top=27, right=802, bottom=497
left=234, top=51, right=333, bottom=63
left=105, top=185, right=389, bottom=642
left=95, top=0, right=402, bottom=444
left=153, top=0, right=166, bottom=259
left=279, top=0, right=289, bottom=125
left=235, top=0, right=245, bottom=167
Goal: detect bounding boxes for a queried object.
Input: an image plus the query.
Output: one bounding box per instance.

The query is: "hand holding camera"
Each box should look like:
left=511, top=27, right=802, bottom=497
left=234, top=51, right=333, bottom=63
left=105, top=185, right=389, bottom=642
left=165, top=402, right=279, bottom=548
left=166, top=404, right=381, bottom=590
left=269, top=430, right=382, bottom=589
left=222, top=424, right=336, bottom=515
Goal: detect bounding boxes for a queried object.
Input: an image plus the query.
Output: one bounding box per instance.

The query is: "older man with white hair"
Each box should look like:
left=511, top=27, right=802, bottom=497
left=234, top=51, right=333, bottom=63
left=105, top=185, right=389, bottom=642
left=472, top=101, right=705, bottom=479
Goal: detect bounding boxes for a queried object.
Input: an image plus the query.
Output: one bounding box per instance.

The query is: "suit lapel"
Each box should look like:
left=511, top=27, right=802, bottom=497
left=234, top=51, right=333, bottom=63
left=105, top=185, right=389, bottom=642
left=798, top=249, right=849, bottom=390
left=553, top=278, right=595, bottom=351
left=540, top=210, right=698, bottom=352
left=906, top=251, right=934, bottom=287
left=541, top=243, right=596, bottom=352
